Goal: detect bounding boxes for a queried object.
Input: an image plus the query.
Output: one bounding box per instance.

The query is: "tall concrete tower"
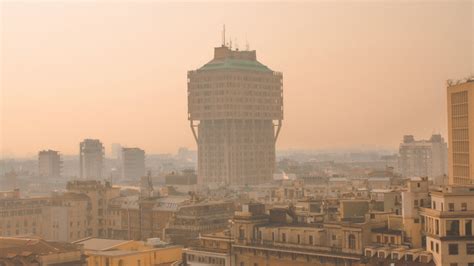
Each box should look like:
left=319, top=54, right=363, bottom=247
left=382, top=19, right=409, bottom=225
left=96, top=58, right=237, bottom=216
left=79, top=139, right=104, bottom=179
left=447, top=78, right=474, bottom=186
left=187, top=44, right=283, bottom=186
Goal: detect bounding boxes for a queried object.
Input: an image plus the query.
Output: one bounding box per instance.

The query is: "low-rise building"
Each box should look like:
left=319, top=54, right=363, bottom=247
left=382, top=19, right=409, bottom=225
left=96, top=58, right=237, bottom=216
left=183, top=231, right=233, bottom=266
left=0, top=236, right=85, bottom=265
left=75, top=237, right=182, bottom=266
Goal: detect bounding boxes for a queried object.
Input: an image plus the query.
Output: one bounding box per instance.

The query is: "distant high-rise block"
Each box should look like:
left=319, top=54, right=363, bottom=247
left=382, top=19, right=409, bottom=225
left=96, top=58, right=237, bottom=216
left=187, top=45, right=283, bottom=186
left=79, top=139, right=104, bottom=179
left=398, top=134, right=448, bottom=183
left=111, top=143, right=122, bottom=160
left=447, top=79, right=474, bottom=186
left=121, top=147, right=146, bottom=180
left=38, top=149, right=61, bottom=178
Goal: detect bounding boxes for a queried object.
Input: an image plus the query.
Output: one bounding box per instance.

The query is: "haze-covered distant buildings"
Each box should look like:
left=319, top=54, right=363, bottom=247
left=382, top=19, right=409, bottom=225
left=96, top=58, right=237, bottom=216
left=38, top=149, right=61, bottom=178
left=121, top=147, right=146, bottom=180
left=187, top=43, right=283, bottom=186
left=398, top=134, right=448, bottom=184
left=80, top=139, right=104, bottom=180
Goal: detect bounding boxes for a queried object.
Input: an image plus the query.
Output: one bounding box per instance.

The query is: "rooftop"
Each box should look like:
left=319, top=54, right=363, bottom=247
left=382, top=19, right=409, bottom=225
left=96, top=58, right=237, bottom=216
left=199, top=58, right=272, bottom=72
left=74, top=238, right=132, bottom=251
left=0, top=237, right=81, bottom=258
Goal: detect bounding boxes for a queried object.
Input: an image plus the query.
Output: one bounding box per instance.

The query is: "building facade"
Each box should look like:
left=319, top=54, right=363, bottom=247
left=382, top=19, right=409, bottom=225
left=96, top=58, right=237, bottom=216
left=398, top=134, right=448, bottom=183
left=121, top=147, right=146, bottom=180
left=447, top=79, right=474, bottom=186
left=187, top=44, right=283, bottom=186
left=38, top=149, right=61, bottom=178
left=420, top=186, right=474, bottom=266
left=66, top=180, right=120, bottom=238
left=80, top=139, right=105, bottom=180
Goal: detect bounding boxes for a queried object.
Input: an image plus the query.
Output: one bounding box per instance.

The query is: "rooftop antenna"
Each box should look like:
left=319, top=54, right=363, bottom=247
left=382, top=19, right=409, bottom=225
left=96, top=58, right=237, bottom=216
left=229, top=36, right=232, bottom=50
left=235, top=38, right=239, bottom=50
left=222, top=24, right=226, bottom=47
left=246, top=36, right=249, bottom=51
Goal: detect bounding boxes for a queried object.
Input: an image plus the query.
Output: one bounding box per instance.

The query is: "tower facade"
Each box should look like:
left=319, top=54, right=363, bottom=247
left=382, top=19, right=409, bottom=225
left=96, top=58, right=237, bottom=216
left=79, top=139, right=104, bottom=180
left=447, top=79, right=474, bottom=185
left=121, top=147, right=146, bottom=180
left=398, top=134, right=448, bottom=183
left=187, top=45, right=283, bottom=186
left=38, top=149, right=61, bottom=178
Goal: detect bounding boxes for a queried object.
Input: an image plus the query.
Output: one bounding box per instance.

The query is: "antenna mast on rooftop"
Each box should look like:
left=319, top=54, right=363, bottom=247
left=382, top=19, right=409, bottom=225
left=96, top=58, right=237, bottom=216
left=222, top=24, right=226, bottom=47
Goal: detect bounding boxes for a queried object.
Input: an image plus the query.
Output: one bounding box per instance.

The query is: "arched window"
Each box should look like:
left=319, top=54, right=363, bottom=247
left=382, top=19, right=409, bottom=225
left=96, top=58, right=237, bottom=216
left=348, top=234, right=356, bottom=249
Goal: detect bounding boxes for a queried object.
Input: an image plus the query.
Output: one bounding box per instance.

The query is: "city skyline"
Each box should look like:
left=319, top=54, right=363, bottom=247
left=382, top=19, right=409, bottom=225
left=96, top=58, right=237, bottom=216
left=2, top=1, right=473, bottom=158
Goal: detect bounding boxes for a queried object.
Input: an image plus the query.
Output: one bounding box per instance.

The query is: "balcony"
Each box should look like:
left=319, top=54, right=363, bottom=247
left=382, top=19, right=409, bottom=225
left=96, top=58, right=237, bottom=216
left=232, top=240, right=362, bottom=260
left=420, top=207, right=474, bottom=218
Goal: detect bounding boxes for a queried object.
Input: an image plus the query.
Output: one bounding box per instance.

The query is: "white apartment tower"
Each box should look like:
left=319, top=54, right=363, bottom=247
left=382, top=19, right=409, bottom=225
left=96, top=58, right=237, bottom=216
left=79, top=139, right=104, bottom=179
left=187, top=43, right=283, bottom=186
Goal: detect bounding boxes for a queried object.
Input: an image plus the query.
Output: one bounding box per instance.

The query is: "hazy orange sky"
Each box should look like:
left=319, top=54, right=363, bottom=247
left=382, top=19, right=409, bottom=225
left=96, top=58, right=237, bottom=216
left=1, top=1, right=473, bottom=158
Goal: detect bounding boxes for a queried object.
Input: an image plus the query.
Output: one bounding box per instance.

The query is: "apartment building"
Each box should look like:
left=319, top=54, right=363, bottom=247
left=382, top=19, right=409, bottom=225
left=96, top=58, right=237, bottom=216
left=38, top=149, right=61, bottom=178
left=66, top=180, right=120, bottom=238
left=398, top=134, right=448, bottom=183
left=420, top=186, right=474, bottom=266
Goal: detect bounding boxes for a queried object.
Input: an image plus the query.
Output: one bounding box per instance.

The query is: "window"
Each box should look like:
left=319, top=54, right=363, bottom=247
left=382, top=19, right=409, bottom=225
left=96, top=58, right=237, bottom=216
left=417, top=183, right=421, bottom=188
left=430, top=241, right=434, bottom=251
left=239, top=228, right=245, bottom=239
left=467, top=220, right=473, bottom=236
left=449, top=244, right=459, bottom=255
left=384, top=236, right=388, bottom=243
left=414, top=218, right=420, bottom=224
left=446, top=220, right=460, bottom=236
left=118, top=260, right=124, bottom=266
left=376, top=235, right=381, bottom=243
left=297, top=235, right=300, bottom=244
left=332, top=234, right=336, bottom=240
left=433, top=201, right=436, bottom=209
left=467, top=243, right=474, bottom=255
left=309, top=235, right=313, bottom=245
left=436, top=243, right=439, bottom=253
left=462, top=203, right=468, bottom=211
left=348, top=234, right=356, bottom=249
left=449, top=203, right=455, bottom=212
left=282, top=233, right=286, bottom=242
left=450, top=263, right=458, bottom=266
left=390, top=236, right=395, bottom=244
left=272, top=232, right=275, bottom=241
left=414, top=200, right=419, bottom=206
